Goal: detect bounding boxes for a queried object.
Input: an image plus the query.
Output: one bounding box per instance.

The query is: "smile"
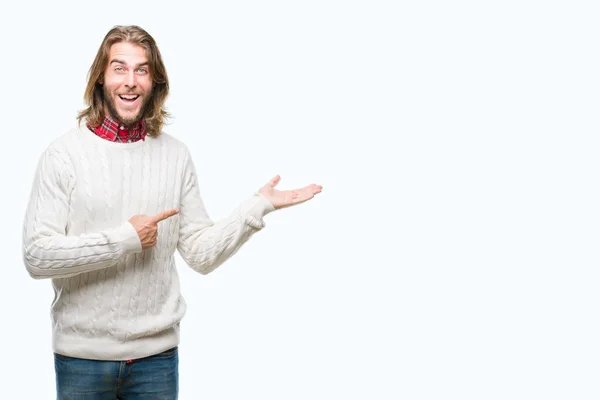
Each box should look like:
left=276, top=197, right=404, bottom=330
left=118, top=95, right=140, bottom=103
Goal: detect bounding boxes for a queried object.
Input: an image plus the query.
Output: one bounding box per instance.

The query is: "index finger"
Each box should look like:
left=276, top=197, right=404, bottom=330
left=152, top=208, right=180, bottom=223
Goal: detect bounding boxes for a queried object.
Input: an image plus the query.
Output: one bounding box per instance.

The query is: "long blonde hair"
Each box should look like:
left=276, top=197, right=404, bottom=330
left=77, top=25, right=170, bottom=136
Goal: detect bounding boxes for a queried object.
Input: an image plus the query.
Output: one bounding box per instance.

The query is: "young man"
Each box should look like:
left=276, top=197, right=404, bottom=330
left=22, top=25, right=322, bottom=399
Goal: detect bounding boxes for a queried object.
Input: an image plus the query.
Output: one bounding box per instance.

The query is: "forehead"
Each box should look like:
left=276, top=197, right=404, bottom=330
left=108, top=42, right=148, bottom=64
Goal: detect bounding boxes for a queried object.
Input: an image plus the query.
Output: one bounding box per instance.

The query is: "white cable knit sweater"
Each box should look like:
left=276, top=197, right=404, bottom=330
left=22, top=126, right=275, bottom=361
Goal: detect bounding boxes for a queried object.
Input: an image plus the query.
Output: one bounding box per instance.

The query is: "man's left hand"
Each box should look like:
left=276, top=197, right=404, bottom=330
left=258, top=175, right=322, bottom=210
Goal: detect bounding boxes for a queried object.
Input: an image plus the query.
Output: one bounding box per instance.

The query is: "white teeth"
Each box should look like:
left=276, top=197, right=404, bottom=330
left=119, top=95, right=139, bottom=100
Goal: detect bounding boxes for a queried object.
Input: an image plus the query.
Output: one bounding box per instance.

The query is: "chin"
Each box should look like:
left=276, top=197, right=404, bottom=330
left=118, top=111, right=141, bottom=124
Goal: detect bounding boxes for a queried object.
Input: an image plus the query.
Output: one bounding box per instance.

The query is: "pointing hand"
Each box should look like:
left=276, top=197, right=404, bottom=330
left=128, top=209, right=179, bottom=249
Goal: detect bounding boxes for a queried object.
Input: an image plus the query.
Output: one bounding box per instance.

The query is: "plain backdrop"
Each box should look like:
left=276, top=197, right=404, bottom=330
left=1, top=0, right=600, bottom=399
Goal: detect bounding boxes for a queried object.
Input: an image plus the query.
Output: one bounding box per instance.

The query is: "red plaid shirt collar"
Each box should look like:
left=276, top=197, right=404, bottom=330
left=87, top=117, right=147, bottom=143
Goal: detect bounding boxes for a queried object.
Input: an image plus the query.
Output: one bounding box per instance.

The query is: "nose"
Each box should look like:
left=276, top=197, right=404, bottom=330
left=124, top=71, right=137, bottom=88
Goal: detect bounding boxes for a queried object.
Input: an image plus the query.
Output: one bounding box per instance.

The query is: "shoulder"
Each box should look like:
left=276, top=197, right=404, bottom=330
left=39, top=128, right=81, bottom=166
left=152, top=131, right=188, bottom=148
left=148, top=131, right=193, bottom=158
left=29, top=128, right=81, bottom=183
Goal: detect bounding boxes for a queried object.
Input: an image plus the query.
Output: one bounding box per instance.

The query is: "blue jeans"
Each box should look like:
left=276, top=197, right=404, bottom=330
left=54, top=347, right=178, bottom=399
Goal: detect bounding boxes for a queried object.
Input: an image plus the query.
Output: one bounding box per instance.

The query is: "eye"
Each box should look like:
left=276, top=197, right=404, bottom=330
left=115, top=66, right=125, bottom=72
left=136, top=68, right=148, bottom=75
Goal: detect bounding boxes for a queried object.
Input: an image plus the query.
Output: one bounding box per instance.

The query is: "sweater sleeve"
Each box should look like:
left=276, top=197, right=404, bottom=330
left=176, top=150, right=275, bottom=274
left=22, top=146, right=142, bottom=280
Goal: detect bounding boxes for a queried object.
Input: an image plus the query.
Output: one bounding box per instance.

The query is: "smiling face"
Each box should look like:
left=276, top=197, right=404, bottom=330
left=102, top=41, right=153, bottom=127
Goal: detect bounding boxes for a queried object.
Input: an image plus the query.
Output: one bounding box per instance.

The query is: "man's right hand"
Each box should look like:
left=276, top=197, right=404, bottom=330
left=129, top=209, right=179, bottom=249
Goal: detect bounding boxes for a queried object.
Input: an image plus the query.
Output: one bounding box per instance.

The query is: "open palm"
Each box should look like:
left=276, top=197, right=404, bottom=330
left=258, top=175, right=323, bottom=210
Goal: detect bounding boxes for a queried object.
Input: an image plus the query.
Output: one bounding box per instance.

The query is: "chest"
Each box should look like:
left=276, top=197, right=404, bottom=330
left=68, top=146, right=186, bottom=224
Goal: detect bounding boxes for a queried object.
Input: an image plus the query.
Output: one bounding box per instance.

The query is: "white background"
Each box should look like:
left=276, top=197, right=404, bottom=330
left=1, top=0, right=599, bottom=399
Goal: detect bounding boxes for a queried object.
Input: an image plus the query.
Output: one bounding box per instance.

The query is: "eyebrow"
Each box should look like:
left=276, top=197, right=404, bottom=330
left=110, top=59, right=149, bottom=68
